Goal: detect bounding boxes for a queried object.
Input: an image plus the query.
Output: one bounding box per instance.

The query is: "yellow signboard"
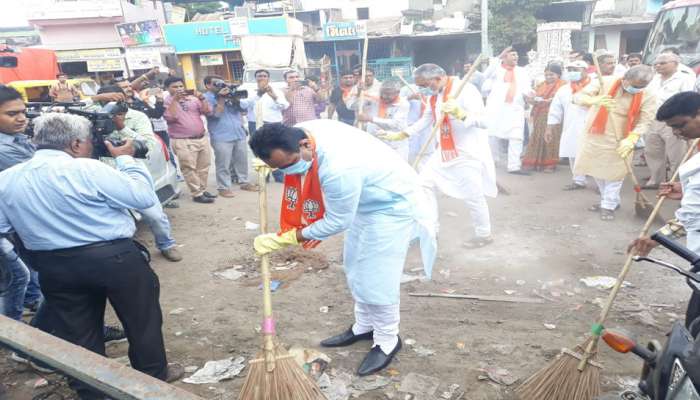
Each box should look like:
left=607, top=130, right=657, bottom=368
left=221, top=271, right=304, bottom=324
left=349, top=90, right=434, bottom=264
left=86, top=58, right=125, bottom=72
left=56, top=48, right=122, bottom=62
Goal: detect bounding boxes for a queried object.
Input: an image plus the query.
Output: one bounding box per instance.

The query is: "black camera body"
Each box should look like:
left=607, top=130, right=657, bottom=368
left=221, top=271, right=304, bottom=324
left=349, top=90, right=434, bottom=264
left=212, top=79, right=248, bottom=110
left=25, top=102, right=148, bottom=159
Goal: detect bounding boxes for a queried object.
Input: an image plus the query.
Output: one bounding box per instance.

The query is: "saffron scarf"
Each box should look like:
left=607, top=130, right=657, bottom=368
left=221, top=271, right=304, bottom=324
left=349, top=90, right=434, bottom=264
left=502, top=63, right=517, bottom=104
left=280, top=135, right=324, bottom=249
left=378, top=97, right=399, bottom=118
left=531, top=79, right=565, bottom=118
left=570, top=76, right=591, bottom=94
left=429, top=77, right=459, bottom=162
left=590, top=79, right=643, bottom=137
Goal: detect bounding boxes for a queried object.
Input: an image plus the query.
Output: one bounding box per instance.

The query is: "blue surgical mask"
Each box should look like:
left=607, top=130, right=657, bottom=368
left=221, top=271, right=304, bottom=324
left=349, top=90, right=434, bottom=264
left=623, top=83, right=643, bottom=94
left=565, top=71, right=582, bottom=82
left=419, top=86, right=437, bottom=96
left=280, top=158, right=311, bottom=175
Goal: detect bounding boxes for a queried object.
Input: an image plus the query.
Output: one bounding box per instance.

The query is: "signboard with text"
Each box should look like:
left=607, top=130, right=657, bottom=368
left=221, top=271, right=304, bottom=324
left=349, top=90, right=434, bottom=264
left=87, top=58, right=125, bottom=72
left=125, top=47, right=163, bottom=70
left=199, top=54, right=224, bottom=66
left=116, top=20, right=165, bottom=47
left=163, top=21, right=241, bottom=54
left=322, top=21, right=367, bottom=41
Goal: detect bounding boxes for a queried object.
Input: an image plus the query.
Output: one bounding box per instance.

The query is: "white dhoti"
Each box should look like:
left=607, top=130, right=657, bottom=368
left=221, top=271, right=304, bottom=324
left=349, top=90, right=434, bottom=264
left=594, top=178, right=623, bottom=210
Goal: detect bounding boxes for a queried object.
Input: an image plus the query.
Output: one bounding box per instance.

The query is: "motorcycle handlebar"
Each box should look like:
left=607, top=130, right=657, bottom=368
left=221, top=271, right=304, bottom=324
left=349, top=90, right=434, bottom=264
left=651, top=233, right=700, bottom=268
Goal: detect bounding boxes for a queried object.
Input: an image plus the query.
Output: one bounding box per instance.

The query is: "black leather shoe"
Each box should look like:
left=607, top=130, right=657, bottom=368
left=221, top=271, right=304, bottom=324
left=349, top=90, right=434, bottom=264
left=193, top=195, right=214, bottom=204
left=203, top=191, right=218, bottom=198
left=357, top=337, right=402, bottom=376
left=320, top=327, right=373, bottom=347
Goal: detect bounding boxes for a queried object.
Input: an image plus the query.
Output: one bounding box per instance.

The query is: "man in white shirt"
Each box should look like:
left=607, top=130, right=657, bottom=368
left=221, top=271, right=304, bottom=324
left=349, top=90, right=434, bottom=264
left=643, top=53, right=696, bottom=188
left=356, top=80, right=411, bottom=160
left=483, top=47, right=533, bottom=174
left=662, top=47, right=696, bottom=77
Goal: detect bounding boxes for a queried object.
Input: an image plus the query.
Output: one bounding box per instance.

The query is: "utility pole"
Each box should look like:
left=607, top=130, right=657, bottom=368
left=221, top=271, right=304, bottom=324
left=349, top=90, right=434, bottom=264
left=480, top=0, right=490, bottom=57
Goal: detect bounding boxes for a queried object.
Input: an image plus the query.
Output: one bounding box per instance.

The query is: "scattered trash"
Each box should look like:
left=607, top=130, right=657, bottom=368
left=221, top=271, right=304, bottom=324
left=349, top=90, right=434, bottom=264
left=455, top=342, right=466, bottom=350
left=592, top=297, right=606, bottom=308
left=413, top=346, right=435, bottom=357
left=185, top=365, right=199, bottom=373
left=633, top=310, right=658, bottom=327
left=580, top=276, right=631, bottom=290
left=244, top=221, right=260, bottom=231
left=504, top=290, right=516, bottom=295
left=174, top=331, right=183, bottom=337
left=516, top=280, right=526, bottom=286
left=386, top=368, right=401, bottom=377
left=182, top=356, right=246, bottom=384
left=319, top=371, right=353, bottom=400
left=169, top=307, right=186, bottom=315
left=351, top=375, right=391, bottom=391
left=258, top=280, right=282, bottom=292
left=543, top=323, right=556, bottom=330
left=319, top=306, right=330, bottom=313
left=401, top=274, right=424, bottom=284
left=289, top=347, right=331, bottom=376
left=441, top=288, right=456, bottom=294
left=477, top=367, right=517, bottom=386
left=398, top=372, right=440, bottom=396
left=405, top=338, right=416, bottom=346
left=440, top=383, right=461, bottom=399
left=33, top=378, right=48, bottom=389
left=213, top=267, right=245, bottom=281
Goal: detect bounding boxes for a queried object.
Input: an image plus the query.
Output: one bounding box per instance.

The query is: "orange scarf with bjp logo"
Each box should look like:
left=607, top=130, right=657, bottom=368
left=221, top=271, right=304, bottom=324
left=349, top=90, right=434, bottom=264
left=590, top=78, right=643, bottom=137
left=429, top=77, right=459, bottom=162
left=279, top=135, right=324, bottom=249
left=378, top=97, right=399, bottom=118
left=502, top=63, right=517, bottom=104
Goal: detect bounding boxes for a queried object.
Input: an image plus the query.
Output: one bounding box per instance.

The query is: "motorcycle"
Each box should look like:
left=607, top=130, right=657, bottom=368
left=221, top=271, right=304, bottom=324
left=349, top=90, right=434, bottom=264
left=599, top=233, right=700, bottom=399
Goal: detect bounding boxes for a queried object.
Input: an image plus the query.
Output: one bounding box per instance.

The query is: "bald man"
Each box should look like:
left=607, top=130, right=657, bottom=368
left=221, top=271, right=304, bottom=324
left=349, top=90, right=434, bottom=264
left=643, top=53, right=696, bottom=189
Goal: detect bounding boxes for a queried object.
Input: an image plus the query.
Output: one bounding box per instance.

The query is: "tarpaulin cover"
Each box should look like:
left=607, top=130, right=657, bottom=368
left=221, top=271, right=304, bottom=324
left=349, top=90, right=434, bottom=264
left=0, top=48, right=60, bottom=83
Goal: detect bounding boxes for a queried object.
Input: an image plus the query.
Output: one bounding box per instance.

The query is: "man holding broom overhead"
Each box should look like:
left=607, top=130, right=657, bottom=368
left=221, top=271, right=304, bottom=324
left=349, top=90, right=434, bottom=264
left=572, top=65, right=656, bottom=221
left=629, top=91, right=700, bottom=328
left=249, top=120, right=437, bottom=376
left=379, top=63, right=497, bottom=248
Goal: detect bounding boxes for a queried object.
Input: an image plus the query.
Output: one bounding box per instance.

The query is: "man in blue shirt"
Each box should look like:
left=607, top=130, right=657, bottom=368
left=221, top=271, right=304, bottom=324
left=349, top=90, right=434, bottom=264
left=204, top=75, right=258, bottom=197
left=0, top=113, right=182, bottom=397
left=0, top=86, right=43, bottom=321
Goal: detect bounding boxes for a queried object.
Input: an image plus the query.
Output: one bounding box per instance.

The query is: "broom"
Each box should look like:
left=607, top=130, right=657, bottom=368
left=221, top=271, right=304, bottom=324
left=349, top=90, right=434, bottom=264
left=238, top=170, right=326, bottom=400
left=517, top=138, right=700, bottom=400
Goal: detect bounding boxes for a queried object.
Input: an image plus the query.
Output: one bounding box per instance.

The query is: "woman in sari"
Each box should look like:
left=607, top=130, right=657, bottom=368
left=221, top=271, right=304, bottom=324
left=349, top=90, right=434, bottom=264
left=522, top=63, right=565, bottom=172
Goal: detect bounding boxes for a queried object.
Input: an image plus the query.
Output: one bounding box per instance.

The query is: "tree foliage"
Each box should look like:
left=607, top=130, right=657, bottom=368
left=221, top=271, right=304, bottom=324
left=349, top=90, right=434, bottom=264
left=181, top=1, right=224, bottom=18
left=489, top=0, right=552, bottom=52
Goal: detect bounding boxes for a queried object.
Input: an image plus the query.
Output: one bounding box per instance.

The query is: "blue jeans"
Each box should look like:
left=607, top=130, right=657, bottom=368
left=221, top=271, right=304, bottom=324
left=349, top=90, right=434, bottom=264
left=141, top=202, right=176, bottom=251
left=0, top=238, right=30, bottom=320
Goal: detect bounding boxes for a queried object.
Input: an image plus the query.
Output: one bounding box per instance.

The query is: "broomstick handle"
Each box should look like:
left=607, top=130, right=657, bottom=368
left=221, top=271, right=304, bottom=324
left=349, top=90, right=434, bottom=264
left=257, top=171, right=276, bottom=372
left=578, top=137, right=700, bottom=371
left=590, top=56, right=651, bottom=206
left=396, top=75, right=428, bottom=108
left=411, top=53, right=485, bottom=169
left=355, top=31, right=370, bottom=129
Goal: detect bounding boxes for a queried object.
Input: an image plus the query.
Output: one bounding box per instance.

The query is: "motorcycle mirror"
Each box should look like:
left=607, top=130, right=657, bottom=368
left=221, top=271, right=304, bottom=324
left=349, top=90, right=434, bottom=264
left=602, top=329, right=637, bottom=354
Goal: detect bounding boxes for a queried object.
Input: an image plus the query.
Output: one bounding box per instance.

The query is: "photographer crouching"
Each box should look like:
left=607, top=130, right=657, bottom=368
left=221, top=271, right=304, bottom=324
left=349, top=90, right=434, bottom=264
left=0, top=113, right=182, bottom=399
left=87, top=85, right=182, bottom=262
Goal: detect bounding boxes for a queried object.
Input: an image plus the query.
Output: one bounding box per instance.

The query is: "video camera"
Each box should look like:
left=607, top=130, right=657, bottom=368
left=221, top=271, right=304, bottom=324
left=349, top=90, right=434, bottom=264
left=25, top=101, right=149, bottom=159
left=211, top=79, right=248, bottom=110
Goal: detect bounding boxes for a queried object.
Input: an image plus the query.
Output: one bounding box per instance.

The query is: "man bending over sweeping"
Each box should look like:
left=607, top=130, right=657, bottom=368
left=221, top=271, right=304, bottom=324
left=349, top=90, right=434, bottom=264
left=249, top=120, right=437, bottom=376
left=629, top=91, right=700, bottom=328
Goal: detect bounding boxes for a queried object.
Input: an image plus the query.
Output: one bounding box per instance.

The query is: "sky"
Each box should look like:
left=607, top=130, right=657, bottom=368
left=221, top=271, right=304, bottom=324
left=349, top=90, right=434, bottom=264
left=0, top=5, right=29, bottom=28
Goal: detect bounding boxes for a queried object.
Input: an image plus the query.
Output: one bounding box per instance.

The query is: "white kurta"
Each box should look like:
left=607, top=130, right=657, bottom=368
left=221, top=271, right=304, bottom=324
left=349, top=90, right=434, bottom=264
left=677, top=153, right=700, bottom=232
left=547, top=84, right=590, bottom=158
left=401, top=86, right=434, bottom=167
left=297, top=120, right=437, bottom=306
left=483, top=64, right=532, bottom=140
left=364, top=98, right=411, bottom=159
left=405, top=80, right=497, bottom=199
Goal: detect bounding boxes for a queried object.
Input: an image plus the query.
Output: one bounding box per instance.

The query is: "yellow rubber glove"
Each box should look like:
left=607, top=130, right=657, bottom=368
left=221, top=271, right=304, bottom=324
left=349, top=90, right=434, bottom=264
left=377, top=130, right=409, bottom=141
left=254, top=229, right=299, bottom=255
left=442, top=98, right=467, bottom=120
left=593, top=95, right=616, bottom=111
left=616, top=131, right=640, bottom=159
left=252, top=157, right=272, bottom=178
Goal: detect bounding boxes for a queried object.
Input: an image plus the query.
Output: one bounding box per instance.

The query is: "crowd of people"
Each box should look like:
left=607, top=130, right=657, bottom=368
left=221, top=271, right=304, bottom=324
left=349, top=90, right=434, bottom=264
left=1, top=44, right=700, bottom=398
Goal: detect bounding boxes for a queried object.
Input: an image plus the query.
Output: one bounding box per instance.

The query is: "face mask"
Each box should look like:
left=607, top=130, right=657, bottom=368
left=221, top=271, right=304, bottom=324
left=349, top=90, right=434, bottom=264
left=623, top=83, right=643, bottom=94
left=419, top=86, right=437, bottom=96
left=280, top=158, right=311, bottom=175
left=565, top=71, right=582, bottom=82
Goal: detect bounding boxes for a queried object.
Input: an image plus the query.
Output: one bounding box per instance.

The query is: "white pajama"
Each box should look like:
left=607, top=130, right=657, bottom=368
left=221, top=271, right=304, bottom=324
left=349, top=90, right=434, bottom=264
left=569, top=158, right=587, bottom=186
left=352, top=302, right=400, bottom=354
left=594, top=178, right=623, bottom=210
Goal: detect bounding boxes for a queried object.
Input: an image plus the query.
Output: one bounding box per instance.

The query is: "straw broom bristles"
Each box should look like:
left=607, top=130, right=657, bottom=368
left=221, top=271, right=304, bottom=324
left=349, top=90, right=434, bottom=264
left=238, top=343, right=325, bottom=400
left=516, top=341, right=602, bottom=400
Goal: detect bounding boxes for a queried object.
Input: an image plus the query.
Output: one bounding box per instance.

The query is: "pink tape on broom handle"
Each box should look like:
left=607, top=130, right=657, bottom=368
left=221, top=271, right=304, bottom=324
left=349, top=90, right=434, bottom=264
left=262, top=316, right=276, bottom=335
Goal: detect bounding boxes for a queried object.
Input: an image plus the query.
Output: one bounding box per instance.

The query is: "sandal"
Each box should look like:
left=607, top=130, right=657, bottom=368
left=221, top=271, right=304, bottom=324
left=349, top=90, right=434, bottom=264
left=600, top=209, right=615, bottom=221
left=589, top=204, right=620, bottom=212
left=463, top=236, right=494, bottom=249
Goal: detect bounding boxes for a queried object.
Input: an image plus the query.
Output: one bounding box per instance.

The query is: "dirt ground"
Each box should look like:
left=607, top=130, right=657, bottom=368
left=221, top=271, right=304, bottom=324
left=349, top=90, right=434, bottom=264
left=1, top=162, right=694, bottom=400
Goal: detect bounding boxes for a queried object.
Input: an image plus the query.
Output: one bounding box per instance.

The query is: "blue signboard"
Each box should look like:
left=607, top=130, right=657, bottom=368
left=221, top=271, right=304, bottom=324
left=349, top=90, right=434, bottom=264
left=163, top=21, right=241, bottom=54
left=323, top=21, right=366, bottom=41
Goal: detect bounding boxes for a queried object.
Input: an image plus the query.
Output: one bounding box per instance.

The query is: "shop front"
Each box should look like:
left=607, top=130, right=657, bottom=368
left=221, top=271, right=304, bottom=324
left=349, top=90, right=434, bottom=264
left=55, top=47, right=127, bottom=83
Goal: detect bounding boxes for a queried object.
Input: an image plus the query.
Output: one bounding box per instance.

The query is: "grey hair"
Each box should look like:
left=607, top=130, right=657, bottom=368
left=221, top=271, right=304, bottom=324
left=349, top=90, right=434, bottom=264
left=380, top=79, right=402, bottom=93
left=655, top=53, right=680, bottom=64
left=624, top=65, right=654, bottom=83
left=597, top=52, right=615, bottom=63
left=33, top=113, right=92, bottom=150
left=414, top=63, right=446, bottom=80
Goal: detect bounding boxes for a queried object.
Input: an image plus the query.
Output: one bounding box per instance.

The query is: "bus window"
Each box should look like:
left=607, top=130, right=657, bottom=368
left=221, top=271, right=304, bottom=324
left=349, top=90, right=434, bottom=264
left=644, top=5, right=700, bottom=66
